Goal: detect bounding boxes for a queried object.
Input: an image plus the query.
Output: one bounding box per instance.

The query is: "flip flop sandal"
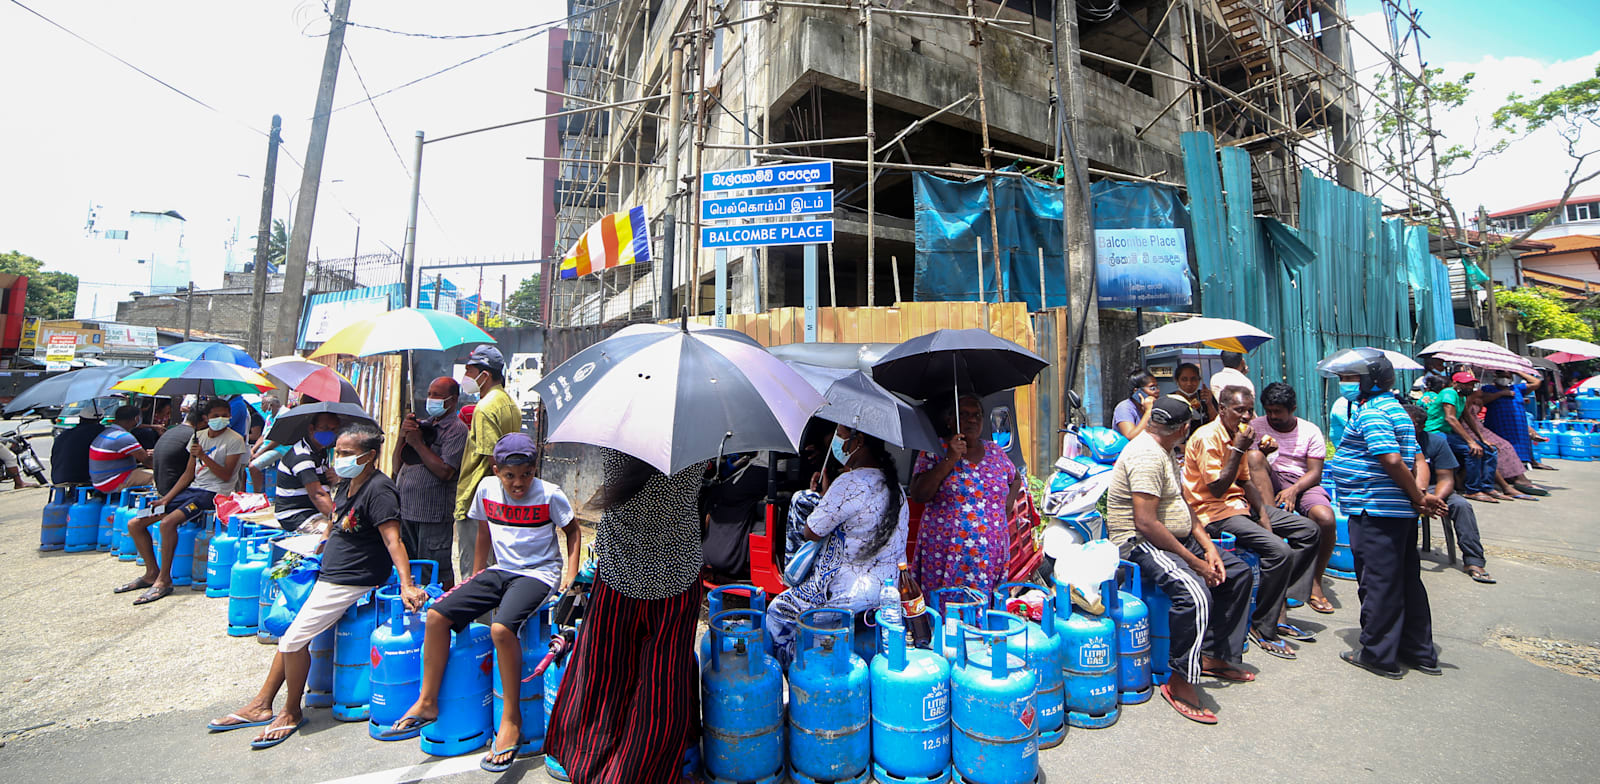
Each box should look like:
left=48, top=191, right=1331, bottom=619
left=250, top=719, right=305, bottom=750
left=1508, top=493, right=1538, bottom=501
left=114, top=578, right=155, bottom=594
left=1468, top=568, right=1497, bottom=584
left=132, top=584, right=173, bottom=605
left=375, top=715, right=435, bottom=740
left=1402, top=658, right=1443, bottom=676
left=1159, top=682, right=1217, bottom=725
left=1276, top=623, right=1317, bottom=642
left=1341, top=650, right=1402, bottom=679
left=1200, top=665, right=1256, bottom=683
left=1307, top=596, right=1335, bottom=614
left=481, top=745, right=519, bottom=773
left=1248, top=630, right=1298, bottom=659
left=207, top=713, right=274, bottom=733
left=1531, top=463, right=1558, bottom=470
left=1522, top=486, right=1551, bottom=496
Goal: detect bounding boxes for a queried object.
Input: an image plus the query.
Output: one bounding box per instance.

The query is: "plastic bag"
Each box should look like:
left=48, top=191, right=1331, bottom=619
left=261, top=555, right=320, bottom=637
left=1049, top=538, right=1119, bottom=609
left=214, top=492, right=271, bottom=526
left=1078, top=427, right=1128, bottom=464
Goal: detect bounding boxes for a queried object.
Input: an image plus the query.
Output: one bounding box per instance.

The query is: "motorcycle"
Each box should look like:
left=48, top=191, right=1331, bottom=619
left=1, top=416, right=50, bottom=486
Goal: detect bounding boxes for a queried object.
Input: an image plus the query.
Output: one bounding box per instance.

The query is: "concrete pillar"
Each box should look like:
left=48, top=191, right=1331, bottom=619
left=1056, top=0, right=1105, bottom=426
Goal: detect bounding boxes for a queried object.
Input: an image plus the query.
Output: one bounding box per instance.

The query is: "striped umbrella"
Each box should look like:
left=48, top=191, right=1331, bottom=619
left=260, top=357, right=362, bottom=403
left=1135, top=317, right=1274, bottom=353
left=155, top=341, right=260, bottom=368
left=112, top=359, right=275, bottom=397
left=558, top=205, right=651, bottom=279
left=1417, top=338, right=1533, bottom=375
left=308, top=307, right=495, bottom=358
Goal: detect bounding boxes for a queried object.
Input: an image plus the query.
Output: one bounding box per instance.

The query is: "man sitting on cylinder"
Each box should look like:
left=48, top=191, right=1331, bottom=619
left=380, top=433, right=580, bottom=774
left=1247, top=382, right=1338, bottom=616
left=1108, top=396, right=1253, bottom=724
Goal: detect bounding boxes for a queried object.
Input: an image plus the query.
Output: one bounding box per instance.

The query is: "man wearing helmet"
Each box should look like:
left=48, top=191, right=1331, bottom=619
left=1323, top=349, right=1446, bottom=679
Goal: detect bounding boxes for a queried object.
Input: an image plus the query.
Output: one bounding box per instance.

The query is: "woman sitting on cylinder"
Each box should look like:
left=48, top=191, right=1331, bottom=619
left=1112, top=369, right=1164, bottom=441
left=765, top=425, right=908, bottom=666
left=908, top=393, right=1021, bottom=597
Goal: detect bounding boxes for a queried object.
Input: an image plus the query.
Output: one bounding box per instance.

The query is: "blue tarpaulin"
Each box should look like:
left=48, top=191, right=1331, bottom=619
left=912, top=170, right=1067, bottom=311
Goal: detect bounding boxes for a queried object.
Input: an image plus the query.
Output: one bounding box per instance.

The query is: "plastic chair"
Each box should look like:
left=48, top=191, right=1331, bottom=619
left=1420, top=514, right=1457, bottom=565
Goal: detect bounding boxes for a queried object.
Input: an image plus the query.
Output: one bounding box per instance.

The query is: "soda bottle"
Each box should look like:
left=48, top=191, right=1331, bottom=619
left=897, top=562, right=934, bottom=649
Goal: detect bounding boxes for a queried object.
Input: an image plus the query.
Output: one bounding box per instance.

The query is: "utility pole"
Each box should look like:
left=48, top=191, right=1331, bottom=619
left=1054, top=0, right=1103, bottom=426
left=401, top=131, right=423, bottom=308
left=500, top=274, right=507, bottom=323
left=184, top=281, right=195, bottom=341
left=247, top=114, right=280, bottom=359
left=660, top=44, right=683, bottom=319
left=271, top=0, right=352, bottom=358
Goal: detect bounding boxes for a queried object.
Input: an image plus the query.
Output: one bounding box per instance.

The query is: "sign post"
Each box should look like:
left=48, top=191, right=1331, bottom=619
left=44, top=334, right=77, bottom=371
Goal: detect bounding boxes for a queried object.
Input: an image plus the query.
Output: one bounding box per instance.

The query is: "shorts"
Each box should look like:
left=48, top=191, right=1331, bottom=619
left=430, top=569, right=553, bottom=632
left=167, top=488, right=216, bottom=522
left=277, top=580, right=379, bottom=653
left=1295, top=485, right=1332, bottom=516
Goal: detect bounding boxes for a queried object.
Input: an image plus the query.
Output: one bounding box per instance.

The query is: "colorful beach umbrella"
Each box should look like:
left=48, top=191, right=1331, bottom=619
left=260, top=357, right=361, bottom=403
left=1135, top=317, right=1274, bottom=353
left=155, top=341, right=260, bottom=368
left=111, top=359, right=274, bottom=398
left=558, top=205, right=652, bottom=280
left=308, top=307, right=495, bottom=358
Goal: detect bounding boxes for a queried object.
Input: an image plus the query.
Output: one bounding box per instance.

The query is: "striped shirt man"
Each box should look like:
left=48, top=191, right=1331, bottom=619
left=1327, top=393, right=1419, bottom=518
left=89, top=424, right=142, bottom=493
left=274, top=440, right=330, bottom=531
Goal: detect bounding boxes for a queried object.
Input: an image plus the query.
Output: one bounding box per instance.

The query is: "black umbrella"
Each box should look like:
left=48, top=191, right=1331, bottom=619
left=870, top=329, right=1048, bottom=412
left=787, top=362, right=943, bottom=453
left=3, top=366, right=137, bottom=415
left=266, top=402, right=377, bottom=445
left=542, top=322, right=824, bottom=475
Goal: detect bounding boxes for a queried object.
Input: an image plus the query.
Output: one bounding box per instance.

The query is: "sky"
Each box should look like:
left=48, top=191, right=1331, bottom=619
left=0, top=0, right=565, bottom=297
left=1, top=0, right=1596, bottom=301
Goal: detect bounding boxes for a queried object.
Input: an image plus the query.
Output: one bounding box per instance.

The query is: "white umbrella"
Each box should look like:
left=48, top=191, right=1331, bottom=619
left=1528, top=337, right=1600, bottom=364
left=1376, top=349, right=1424, bottom=371
left=1135, top=317, right=1274, bottom=353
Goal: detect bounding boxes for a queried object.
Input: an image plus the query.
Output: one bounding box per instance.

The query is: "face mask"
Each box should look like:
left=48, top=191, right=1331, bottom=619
left=332, top=451, right=369, bottom=479
left=1338, top=381, right=1363, bottom=402
left=425, top=398, right=448, bottom=418
left=311, top=430, right=336, bottom=448
left=459, top=372, right=482, bottom=398
left=830, top=433, right=854, bottom=465
left=207, top=417, right=230, bottom=432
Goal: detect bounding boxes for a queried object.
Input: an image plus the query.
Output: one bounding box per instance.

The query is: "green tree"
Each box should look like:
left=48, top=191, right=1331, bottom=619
left=1494, top=288, right=1596, bottom=342
left=268, top=219, right=289, bottom=267
left=0, top=250, right=78, bottom=319
left=502, top=273, right=543, bottom=325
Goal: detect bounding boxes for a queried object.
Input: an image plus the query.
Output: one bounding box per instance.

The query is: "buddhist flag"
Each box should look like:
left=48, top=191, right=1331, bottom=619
left=558, top=206, right=652, bottom=280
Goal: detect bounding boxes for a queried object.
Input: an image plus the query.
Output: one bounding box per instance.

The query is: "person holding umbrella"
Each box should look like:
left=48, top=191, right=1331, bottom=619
left=908, top=392, right=1022, bottom=596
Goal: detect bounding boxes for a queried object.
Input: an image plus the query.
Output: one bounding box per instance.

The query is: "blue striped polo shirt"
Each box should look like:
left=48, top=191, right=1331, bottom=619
left=1326, top=393, right=1419, bottom=519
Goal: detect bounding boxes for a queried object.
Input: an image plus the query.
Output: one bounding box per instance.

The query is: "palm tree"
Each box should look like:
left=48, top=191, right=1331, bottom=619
left=267, top=219, right=289, bottom=268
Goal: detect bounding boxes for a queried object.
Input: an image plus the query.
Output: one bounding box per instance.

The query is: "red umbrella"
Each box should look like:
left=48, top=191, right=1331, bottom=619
left=260, top=357, right=362, bottom=404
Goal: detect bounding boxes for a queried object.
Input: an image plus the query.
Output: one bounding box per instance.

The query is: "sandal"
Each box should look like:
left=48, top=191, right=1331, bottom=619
left=481, top=745, right=518, bottom=773
left=1531, top=462, right=1558, bottom=471
left=1341, top=649, right=1402, bottom=679
left=114, top=578, right=155, bottom=594
left=132, top=584, right=173, bottom=605
left=1200, top=664, right=1257, bottom=683
left=375, top=714, right=435, bottom=740
left=1159, top=682, right=1217, bottom=724
left=1467, top=567, right=1497, bottom=584
left=1307, top=595, right=1335, bottom=614
left=250, top=718, right=304, bottom=750
left=1248, top=629, right=1298, bottom=659
left=1276, top=623, right=1316, bottom=642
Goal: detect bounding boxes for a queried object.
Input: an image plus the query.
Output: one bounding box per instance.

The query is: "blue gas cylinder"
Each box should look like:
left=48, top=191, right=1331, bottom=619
left=931, top=587, right=987, bottom=661
left=118, top=494, right=147, bottom=561
left=421, top=622, right=494, bottom=756
left=306, top=626, right=337, bottom=708
left=1328, top=505, right=1356, bottom=579
left=190, top=514, right=213, bottom=592
left=1578, top=393, right=1600, bottom=419
left=951, top=612, right=1038, bottom=784
left=1584, top=423, right=1600, bottom=459
left=96, top=488, right=120, bottom=551
left=110, top=489, right=138, bottom=556
left=65, top=487, right=103, bottom=553
left=787, top=608, right=870, bottom=784
left=700, top=584, right=768, bottom=666
left=1236, top=547, right=1261, bottom=652
left=702, top=609, right=783, bottom=784
left=227, top=537, right=270, bottom=636
left=256, top=560, right=282, bottom=645
left=872, top=607, right=953, bottom=784
left=370, top=594, right=425, bottom=740
left=492, top=598, right=552, bottom=756
left=991, top=582, right=1065, bottom=748
left=171, top=523, right=198, bottom=587
left=1141, top=569, right=1173, bottom=687
left=544, top=634, right=572, bottom=782
left=1052, top=576, right=1118, bottom=729
left=333, top=591, right=378, bottom=721
left=1110, top=561, right=1152, bottom=704
left=206, top=518, right=241, bottom=597
left=40, top=486, right=71, bottom=551
left=1557, top=423, right=1591, bottom=461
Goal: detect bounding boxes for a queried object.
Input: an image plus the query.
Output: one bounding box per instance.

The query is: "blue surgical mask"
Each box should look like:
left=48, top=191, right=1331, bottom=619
left=311, top=430, right=336, bottom=448
left=207, top=417, right=231, bottom=432
left=425, top=398, right=447, bottom=418
left=830, top=433, right=854, bottom=465
left=1338, top=381, right=1363, bottom=402
left=332, top=451, right=369, bottom=479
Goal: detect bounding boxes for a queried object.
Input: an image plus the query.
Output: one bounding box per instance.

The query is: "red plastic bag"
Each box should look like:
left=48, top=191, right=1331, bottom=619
left=214, top=492, right=271, bottom=525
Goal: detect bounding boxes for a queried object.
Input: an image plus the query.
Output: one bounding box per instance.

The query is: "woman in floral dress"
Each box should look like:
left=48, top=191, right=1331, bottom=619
left=909, top=394, right=1022, bottom=596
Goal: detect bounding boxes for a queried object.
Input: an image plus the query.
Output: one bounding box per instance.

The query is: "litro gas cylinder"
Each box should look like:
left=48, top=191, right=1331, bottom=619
left=97, top=488, right=120, bottom=551
left=700, top=584, right=767, bottom=666
left=492, top=597, right=552, bottom=756
left=1053, top=576, right=1118, bottom=729
left=171, top=523, right=198, bottom=587
left=65, top=487, right=103, bottom=553
left=227, top=537, right=270, bottom=637
left=370, top=595, right=425, bottom=740
left=872, top=607, right=953, bottom=784
left=951, top=612, right=1038, bottom=784
left=333, top=591, right=378, bottom=721
left=119, top=494, right=150, bottom=562
left=422, top=622, right=493, bottom=756
left=206, top=518, right=241, bottom=597
left=306, top=627, right=336, bottom=708
left=1111, top=560, right=1152, bottom=704
left=1142, top=569, right=1173, bottom=687
left=40, top=485, right=70, bottom=551
left=992, top=582, right=1065, bottom=748
left=931, top=587, right=986, bottom=661
left=788, top=608, right=870, bottom=784
left=701, top=609, right=783, bottom=784
left=104, top=489, right=129, bottom=553
left=1327, top=505, right=1355, bottom=580
left=190, top=514, right=214, bottom=592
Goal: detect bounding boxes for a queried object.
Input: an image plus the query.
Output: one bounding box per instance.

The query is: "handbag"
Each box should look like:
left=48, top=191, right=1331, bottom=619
left=783, top=538, right=822, bottom=587
left=261, top=554, right=321, bottom=637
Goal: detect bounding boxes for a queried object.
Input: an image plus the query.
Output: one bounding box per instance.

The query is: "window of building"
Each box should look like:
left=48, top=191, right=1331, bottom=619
left=104, top=229, right=128, bottom=239
left=1568, top=202, right=1597, bottom=222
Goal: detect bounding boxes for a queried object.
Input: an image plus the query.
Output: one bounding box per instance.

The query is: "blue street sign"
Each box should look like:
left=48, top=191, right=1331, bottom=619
left=701, top=162, right=833, bottom=193
left=701, top=220, right=834, bottom=248
left=701, top=190, right=833, bottom=222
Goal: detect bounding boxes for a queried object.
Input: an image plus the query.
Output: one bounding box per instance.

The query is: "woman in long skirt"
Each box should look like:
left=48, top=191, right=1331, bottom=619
left=545, top=450, right=707, bottom=784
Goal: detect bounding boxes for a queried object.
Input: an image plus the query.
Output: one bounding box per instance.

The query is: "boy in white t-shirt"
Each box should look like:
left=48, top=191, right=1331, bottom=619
left=379, top=433, right=579, bottom=772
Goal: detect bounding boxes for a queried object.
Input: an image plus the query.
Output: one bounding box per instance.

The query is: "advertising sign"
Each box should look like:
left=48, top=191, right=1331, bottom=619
left=101, top=323, right=159, bottom=351
left=1094, top=228, right=1192, bottom=308
left=44, top=334, right=77, bottom=370
left=302, top=296, right=390, bottom=343
left=19, top=317, right=40, bottom=352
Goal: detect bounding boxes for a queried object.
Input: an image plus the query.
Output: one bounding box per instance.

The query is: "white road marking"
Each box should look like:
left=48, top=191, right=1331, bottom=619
left=311, top=753, right=510, bottom=784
